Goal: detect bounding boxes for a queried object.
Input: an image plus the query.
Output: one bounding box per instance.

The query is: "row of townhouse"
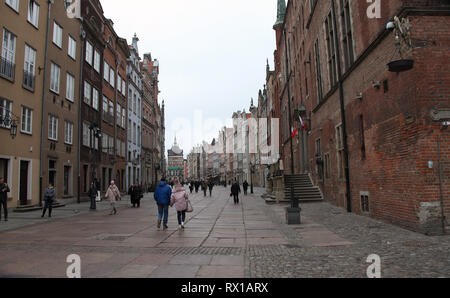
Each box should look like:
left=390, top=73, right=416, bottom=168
left=0, top=0, right=165, bottom=210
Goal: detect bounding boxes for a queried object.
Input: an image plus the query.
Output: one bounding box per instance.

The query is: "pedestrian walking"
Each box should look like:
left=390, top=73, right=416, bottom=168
left=154, top=177, right=172, bottom=230
left=231, top=180, right=241, bottom=205
left=170, top=178, right=189, bottom=230
left=195, top=181, right=200, bottom=193
left=135, top=183, right=143, bottom=208
left=88, top=182, right=97, bottom=210
left=208, top=180, right=214, bottom=197
left=128, top=183, right=139, bottom=208
left=201, top=181, right=207, bottom=197
left=243, top=180, right=249, bottom=195
left=42, top=183, right=55, bottom=218
left=189, top=181, right=194, bottom=194
left=105, top=180, right=121, bottom=215
left=0, top=178, right=10, bottom=222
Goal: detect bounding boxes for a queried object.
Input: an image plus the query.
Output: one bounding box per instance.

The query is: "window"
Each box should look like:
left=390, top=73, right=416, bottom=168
left=324, top=153, right=331, bottom=179
left=116, top=104, right=121, bottom=126
left=133, top=122, right=136, bottom=144
left=94, top=50, right=100, bottom=73
left=359, top=115, right=366, bottom=160
left=314, top=39, right=323, bottom=102
left=23, top=45, right=36, bottom=90
left=104, top=61, right=109, bottom=81
left=109, top=68, right=115, bottom=88
left=137, top=125, right=140, bottom=147
left=122, top=80, right=126, bottom=96
left=85, top=41, right=93, bottom=65
left=48, top=115, right=58, bottom=141
left=92, top=88, right=99, bottom=110
left=64, top=121, right=73, bottom=144
left=102, top=97, right=108, bottom=121
left=82, top=122, right=90, bottom=147
left=83, top=81, right=91, bottom=105
left=0, top=98, right=12, bottom=128
left=325, top=12, right=338, bottom=87
left=117, top=76, right=121, bottom=93
left=1, top=28, right=16, bottom=80
left=50, top=63, right=60, bottom=93
left=336, top=124, right=345, bottom=180
left=68, top=36, right=76, bottom=60
left=66, top=73, right=75, bottom=101
left=6, top=0, right=19, bottom=12
left=52, top=22, right=62, bottom=48
left=27, top=0, right=40, bottom=28
left=340, top=0, right=354, bottom=70
left=109, top=135, right=114, bottom=155
left=21, top=106, right=32, bottom=134
left=116, top=139, right=121, bottom=156
left=360, top=192, right=370, bottom=213
left=122, top=141, right=126, bottom=158
left=108, top=100, right=114, bottom=123
left=121, top=107, right=126, bottom=128
left=102, top=134, right=108, bottom=153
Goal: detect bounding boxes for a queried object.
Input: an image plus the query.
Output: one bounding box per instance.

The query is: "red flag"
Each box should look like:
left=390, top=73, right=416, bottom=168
left=299, top=115, right=307, bottom=131
left=291, top=126, right=298, bottom=138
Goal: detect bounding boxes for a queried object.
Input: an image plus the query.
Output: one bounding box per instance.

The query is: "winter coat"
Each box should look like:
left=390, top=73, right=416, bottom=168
left=105, top=185, right=120, bottom=203
left=88, top=186, right=97, bottom=199
left=231, top=183, right=241, bottom=195
left=0, top=183, right=10, bottom=202
left=44, top=187, right=55, bottom=202
left=243, top=182, right=249, bottom=190
left=154, top=182, right=172, bottom=205
left=170, top=186, right=188, bottom=212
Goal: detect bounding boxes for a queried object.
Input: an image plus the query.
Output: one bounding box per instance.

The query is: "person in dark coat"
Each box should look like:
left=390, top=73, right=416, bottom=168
left=42, top=183, right=55, bottom=218
left=88, top=182, right=97, bottom=210
left=208, top=181, right=214, bottom=197
left=154, top=178, right=172, bottom=230
left=201, top=181, right=207, bottom=197
left=0, top=178, right=10, bottom=221
left=243, top=181, right=249, bottom=195
left=189, top=181, right=194, bottom=194
left=135, top=183, right=143, bottom=208
left=194, top=181, right=200, bottom=193
left=129, top=182, right=142, bottom=208
left=231, top=180, right=241, bottom=204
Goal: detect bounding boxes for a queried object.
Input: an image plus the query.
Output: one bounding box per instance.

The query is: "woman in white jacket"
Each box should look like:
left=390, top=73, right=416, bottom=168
left=170, top=178, right=189, bottom=229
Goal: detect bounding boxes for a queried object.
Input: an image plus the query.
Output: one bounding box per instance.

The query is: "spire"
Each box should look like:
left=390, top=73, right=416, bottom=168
left=266, top=58, right=270, bottom=72
left=174, top=134, right=178, bottom=146
left=250, top=98, right=254, bottom=107
left=132, top=33, right=139, bottom=52
left=274, top=0, right=286, bottom=28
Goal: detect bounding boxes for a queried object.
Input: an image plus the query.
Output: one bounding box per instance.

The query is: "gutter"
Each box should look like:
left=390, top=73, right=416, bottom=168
left=39, top=0, right=53, bottom=207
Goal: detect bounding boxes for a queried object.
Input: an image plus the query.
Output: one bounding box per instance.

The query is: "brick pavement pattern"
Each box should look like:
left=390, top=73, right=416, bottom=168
left=0, top=187, right=449, bottom=278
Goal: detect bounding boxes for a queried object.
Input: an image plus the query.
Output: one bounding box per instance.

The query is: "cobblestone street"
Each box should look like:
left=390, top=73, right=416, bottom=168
left=0, top=187, right=449, bottom=278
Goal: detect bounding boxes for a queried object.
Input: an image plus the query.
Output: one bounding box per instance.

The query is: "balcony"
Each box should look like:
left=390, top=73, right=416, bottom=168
left=22, top=70, right=35, bottom=91
left=0, top=57, right=15, bottom=81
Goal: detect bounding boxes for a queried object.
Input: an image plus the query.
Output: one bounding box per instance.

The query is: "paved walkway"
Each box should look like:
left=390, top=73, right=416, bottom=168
left=0, top=187, right=449, bottom=278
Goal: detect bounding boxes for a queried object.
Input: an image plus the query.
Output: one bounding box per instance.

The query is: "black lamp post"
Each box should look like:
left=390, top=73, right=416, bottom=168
left=10, top=120, right=17, bottom=139
left=250, top=162, right=255, bottom=194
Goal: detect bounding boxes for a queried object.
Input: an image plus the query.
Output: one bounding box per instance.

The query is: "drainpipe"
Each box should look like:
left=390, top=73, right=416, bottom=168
left=282, top=28, right=295, bottom=175
left=331, top=0, right=352, bottom=212
left=39, top=0, right=53, bottom=208
left=77, top=24, right=85, bottom=204
left=438, top=124, right=448, bottom=234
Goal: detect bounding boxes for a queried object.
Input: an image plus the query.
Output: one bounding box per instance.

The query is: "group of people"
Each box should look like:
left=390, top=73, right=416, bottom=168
left=154, top=177, right=190, bottom=230
left=187, top=180, right=215, bottom=197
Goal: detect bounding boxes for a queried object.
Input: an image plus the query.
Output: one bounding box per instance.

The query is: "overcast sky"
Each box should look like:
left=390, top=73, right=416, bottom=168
left=101, top=0, right=278, bottom=158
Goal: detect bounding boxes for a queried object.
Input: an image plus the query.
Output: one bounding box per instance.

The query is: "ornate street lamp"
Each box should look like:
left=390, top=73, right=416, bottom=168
left=10, top=120, right=17, bottom=139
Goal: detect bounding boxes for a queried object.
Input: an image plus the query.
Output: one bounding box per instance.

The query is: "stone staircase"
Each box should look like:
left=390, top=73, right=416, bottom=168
left=284, top=174, right=323, bottom=202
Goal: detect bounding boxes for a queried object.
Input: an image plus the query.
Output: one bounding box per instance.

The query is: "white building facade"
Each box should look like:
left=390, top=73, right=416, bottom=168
left=126, top=34, right=143, bottom=188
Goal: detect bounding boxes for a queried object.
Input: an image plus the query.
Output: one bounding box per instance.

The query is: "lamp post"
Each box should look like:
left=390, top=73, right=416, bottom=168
left=0, top=107, right=19, bottom=139
left=250, top=162, right=255, bottom=194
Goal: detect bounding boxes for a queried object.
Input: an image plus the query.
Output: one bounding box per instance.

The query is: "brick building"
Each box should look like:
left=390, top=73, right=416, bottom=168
left=268, top=0, right=449, bottom=234
left=79, top=0, right=106, bottom=197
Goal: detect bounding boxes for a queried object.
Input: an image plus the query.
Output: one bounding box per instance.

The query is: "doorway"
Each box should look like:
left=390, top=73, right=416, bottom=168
left=19, top=160, right=29, bottom=206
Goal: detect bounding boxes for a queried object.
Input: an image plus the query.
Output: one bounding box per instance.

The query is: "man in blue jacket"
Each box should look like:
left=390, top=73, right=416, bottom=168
left=154, top=177, right=172, bottom=230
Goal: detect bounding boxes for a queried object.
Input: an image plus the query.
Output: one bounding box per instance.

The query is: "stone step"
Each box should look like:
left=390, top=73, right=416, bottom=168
left=13, top=201, right=66, bottom=213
